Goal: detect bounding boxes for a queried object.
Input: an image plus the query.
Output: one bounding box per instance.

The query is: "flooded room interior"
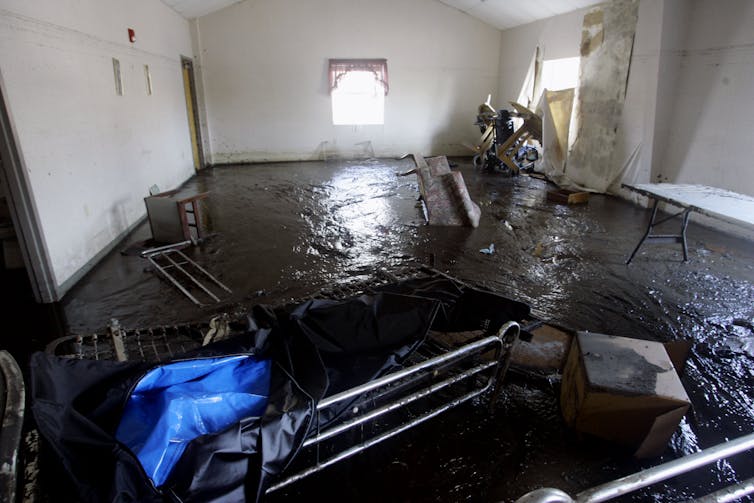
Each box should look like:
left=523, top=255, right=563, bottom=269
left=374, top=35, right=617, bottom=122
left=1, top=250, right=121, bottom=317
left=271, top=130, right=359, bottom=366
left=0, top=0, right=753, bottom=502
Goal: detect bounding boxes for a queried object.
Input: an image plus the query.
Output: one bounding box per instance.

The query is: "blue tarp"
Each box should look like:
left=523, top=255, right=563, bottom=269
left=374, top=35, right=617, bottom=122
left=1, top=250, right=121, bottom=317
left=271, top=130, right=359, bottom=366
left=116, top=355, right=271, bottom=487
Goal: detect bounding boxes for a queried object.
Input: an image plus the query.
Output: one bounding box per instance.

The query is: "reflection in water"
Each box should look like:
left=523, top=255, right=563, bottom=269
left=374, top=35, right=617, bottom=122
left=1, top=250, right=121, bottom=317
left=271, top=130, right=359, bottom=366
left=61, top=159, right=754, bottom=502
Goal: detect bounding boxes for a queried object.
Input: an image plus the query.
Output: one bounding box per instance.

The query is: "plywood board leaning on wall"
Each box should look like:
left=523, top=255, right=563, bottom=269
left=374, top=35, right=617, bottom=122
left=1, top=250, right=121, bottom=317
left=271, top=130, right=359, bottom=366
left=538, top=88, right=575, bottom=180
left=564, top=0, right=639, bottom=193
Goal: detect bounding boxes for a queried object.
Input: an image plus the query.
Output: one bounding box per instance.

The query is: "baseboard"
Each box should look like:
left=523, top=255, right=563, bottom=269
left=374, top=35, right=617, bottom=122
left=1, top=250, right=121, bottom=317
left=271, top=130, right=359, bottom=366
left=54, top=214, right=148, bottom=301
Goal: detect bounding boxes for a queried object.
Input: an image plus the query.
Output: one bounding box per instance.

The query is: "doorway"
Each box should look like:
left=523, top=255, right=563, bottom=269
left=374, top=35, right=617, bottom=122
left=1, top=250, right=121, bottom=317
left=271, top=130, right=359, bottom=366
left=181, top=57, right=204, bottom=171
left=0, top=71, right=57, bottom=304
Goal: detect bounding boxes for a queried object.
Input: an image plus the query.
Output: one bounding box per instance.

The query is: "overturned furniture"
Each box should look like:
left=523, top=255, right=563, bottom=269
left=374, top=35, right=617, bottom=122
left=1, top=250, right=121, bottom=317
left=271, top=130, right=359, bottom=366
left=141, top=243, right=232, bottom=306
left=466, top=99, right=542, bottom=175
left=32, top=268, right=530, bottom=501
left=144, top=188, right=208, bottom=244
left=403, top=153, right=481, bottom=227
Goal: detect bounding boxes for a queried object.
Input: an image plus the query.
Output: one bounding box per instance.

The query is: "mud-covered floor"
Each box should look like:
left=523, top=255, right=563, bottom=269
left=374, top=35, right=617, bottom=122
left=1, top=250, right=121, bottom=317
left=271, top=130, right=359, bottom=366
left=54, top=159, right=754, bottom=500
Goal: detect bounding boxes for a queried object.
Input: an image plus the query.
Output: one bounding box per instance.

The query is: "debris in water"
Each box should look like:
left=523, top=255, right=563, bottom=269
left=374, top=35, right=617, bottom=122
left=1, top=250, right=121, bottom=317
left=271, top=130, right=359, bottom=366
left=480, top=243, right=495, bottom=255
left=502, top=220, right=514, bottom=232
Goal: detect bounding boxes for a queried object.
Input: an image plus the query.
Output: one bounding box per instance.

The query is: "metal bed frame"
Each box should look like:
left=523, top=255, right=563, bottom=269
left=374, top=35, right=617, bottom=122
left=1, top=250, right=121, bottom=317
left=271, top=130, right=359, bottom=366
left=266, top=320, right=520, bottom=493
left=38, top=267, right=526, bottom=498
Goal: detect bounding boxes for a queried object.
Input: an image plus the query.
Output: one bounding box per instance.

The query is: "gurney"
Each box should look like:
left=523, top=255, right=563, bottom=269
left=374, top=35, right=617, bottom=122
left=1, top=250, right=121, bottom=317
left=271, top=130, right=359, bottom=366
left=30, top=267, right=531, bottom=501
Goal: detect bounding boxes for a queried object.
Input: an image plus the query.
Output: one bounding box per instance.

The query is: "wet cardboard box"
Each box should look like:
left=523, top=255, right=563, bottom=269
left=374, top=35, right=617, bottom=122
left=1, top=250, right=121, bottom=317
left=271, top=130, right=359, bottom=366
left=560, top=332, right=690, bottom=458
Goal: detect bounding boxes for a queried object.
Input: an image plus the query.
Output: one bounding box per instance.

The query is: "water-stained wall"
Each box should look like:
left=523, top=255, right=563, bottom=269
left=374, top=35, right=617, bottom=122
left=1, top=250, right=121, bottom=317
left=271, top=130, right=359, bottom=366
left=497, top=0, right=754, bottom=201
left=193, top=0, right=502, bottom=163
left=0, top=0, right=196, bottom=294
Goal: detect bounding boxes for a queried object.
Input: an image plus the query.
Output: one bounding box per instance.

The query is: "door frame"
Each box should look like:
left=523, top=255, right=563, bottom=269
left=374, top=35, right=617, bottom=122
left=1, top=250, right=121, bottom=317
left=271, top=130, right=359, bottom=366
left=0, top=70, right=57, bottom=303
left=181, top=56, right=204, bottom=171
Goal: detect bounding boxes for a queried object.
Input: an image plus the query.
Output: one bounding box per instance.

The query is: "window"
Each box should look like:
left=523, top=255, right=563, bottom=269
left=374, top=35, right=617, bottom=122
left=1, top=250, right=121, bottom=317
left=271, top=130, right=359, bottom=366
left=329, top=59, right=388, bottom=126
left=112, top=58, right=123, bottom=96
left=541, top=57, right=581, bottom=91
left=144, top=64, right=153, bottom=95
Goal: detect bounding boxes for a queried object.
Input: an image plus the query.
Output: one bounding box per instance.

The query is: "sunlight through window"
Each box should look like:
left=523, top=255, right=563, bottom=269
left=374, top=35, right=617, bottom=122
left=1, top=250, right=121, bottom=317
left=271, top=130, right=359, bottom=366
left=331, top=71, right=385, bottom=126
left=541, top=57, right=581, bottom=91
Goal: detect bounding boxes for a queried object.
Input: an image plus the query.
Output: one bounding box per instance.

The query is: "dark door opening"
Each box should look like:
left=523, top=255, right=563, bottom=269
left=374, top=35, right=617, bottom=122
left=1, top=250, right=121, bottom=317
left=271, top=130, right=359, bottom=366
left=181, top=57, right=204, bottom=171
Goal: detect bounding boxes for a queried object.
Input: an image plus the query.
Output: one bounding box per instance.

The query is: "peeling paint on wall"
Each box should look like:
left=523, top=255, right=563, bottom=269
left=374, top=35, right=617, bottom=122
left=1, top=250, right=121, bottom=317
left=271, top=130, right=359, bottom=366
left=580, top=9, right=604, bottom=57
left=566, top=0, right=639, bottom=193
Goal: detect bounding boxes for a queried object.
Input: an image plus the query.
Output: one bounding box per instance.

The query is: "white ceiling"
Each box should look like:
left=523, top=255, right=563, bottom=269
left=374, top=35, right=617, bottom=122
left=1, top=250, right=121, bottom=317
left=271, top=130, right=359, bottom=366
left=161, top=0, right=244, bottom=19
left=437, top=0, right=599, bottom=30
left=161, top=0, right=597, bottom=29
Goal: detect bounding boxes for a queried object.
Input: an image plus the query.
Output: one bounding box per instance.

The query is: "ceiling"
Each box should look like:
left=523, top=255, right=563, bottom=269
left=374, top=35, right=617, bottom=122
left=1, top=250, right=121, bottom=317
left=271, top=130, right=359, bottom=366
left=161, top=0, right=597, bottom=29
left=437, top=0, right=599, bottom=30
left=161, top=0, right=244, bottom=19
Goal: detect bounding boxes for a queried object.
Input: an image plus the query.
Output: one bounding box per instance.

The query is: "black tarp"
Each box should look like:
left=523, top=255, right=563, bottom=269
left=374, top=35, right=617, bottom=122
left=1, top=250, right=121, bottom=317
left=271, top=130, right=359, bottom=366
left=30, top=279, right=529, bottom=502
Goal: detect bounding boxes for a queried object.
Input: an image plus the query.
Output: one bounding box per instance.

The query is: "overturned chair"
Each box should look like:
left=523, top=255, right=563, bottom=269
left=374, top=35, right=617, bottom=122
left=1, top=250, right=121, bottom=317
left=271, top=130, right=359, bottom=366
left=402, top=153, right=481, bottom=227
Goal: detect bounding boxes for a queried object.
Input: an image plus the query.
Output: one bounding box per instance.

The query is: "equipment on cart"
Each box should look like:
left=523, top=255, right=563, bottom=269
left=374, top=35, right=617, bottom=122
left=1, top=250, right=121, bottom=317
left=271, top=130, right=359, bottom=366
left=466, top=96, right=542, bottom=175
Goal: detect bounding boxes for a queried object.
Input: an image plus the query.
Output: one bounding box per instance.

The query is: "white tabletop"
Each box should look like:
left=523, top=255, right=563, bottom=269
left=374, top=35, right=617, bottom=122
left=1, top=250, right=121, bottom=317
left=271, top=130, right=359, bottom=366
left=624, top=183, right=754, bottom=228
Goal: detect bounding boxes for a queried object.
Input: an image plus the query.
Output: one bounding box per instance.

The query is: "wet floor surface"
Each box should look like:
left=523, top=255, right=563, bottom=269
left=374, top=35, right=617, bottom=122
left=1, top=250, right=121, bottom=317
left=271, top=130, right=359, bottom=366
left=53, top=159, right=754, bottom=500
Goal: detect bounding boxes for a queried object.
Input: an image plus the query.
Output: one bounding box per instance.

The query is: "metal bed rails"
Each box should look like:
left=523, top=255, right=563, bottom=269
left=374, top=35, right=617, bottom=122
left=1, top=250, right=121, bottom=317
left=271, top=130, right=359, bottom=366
left=45, top=265, right=529, bottom=362
left=515, top=431, right=754, bottom=503
left=266, top=320, right=521, bottom=494
left=43, top=318, right=523, bottom=496
left=36, top=267, right=530, bottom=499
left=142, top=243, right=232, bottom=306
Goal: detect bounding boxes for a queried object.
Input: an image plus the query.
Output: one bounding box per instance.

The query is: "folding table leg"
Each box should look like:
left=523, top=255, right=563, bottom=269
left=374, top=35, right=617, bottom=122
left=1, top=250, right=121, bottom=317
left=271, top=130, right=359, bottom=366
left=681, top=208, right=691, bottom=262
left=626, top=199, right=659, bottom=265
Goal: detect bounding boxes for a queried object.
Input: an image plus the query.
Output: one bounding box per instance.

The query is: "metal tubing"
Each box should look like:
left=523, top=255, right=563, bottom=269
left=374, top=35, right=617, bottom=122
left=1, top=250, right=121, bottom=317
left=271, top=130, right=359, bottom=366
left=266, top=386, right=488, bottom=493
left=515, top=488, right=574, bottom=503
left=140, top=240, right=192, bottom=258
left=304, top=360, right=497, bottom=447
left=488, top=321, right=521, bottom=407
left=693, top=477, right=754, bottom=503
left=173, top=250, right=232, bottom=293
left=147, top=255, right=201, bottom=305
left=318, top=335, right=503, bottom=409
left=644, top=235, right=683, bottom=243
left=576, top=432, right=754, bottom=503
left=161, top=252, right=221, bottom=302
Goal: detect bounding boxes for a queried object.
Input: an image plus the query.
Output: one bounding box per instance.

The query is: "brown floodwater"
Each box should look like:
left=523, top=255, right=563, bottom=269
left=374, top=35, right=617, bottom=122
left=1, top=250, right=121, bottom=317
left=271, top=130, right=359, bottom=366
left=55, top=158, right=754, bottom=501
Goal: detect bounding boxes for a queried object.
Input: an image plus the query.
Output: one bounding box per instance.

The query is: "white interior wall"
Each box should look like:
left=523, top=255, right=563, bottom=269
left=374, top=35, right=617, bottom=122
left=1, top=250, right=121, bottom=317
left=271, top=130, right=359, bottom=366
left=194, top=0, right=502, bottom=163
left=0, top=0, right=196, bottom=293
left=497, top=7, right=591, bottom=109
left=658, top=0, right=754, bottom=197
left=650, top=0, right=690, bottom=183
left=609, top=0, right=662, bottom=193
left=498, top=0, right=753, bottom=197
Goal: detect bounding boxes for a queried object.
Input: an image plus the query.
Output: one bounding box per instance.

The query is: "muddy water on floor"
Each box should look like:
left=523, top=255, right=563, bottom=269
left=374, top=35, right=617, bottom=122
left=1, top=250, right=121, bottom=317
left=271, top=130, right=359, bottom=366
left=62, top=159, right=754, bottom=501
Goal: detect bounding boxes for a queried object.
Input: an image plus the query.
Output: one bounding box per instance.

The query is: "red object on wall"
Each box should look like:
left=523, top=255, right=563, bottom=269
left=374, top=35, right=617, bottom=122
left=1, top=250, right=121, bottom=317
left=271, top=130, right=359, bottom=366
left=128, top=28, right=136, bottom=43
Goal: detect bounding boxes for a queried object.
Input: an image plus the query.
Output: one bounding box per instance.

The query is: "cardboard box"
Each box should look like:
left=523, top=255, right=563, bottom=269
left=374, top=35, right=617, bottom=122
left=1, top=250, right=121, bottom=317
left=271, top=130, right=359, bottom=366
left=560, top=332, right=690, bottom=458
left=547, top=188, right=589, bottom=204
